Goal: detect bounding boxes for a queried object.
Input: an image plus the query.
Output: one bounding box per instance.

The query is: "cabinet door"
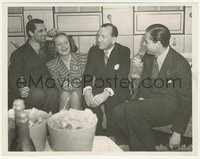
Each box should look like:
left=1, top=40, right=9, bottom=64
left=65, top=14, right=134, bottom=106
left=79, top=36, right=96, bottom=53
left=170, top=35, right=184, bottom=53
left=8, top=37, right=26, bottom=62
left=103, top=7, right=133, bottom=35
left=185, top=7, right=192, bottom=34
left=117, top=36, right=133, bottom=58
left=184, top=35, right=192, bottom=54
left=134, top=11, right=184, bottom=34
left=23, top=10, right=54, bottom=35
left=8, top=14, right=24, bottom=36
left=55, top=13, right=102, bottom=35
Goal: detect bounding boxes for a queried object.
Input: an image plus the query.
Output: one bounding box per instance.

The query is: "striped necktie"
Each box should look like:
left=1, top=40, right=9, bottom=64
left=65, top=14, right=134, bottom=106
left=151, top=56, right=159, bottom=80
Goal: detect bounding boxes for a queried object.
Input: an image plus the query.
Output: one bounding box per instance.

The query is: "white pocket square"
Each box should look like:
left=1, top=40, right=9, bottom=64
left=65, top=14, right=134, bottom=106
left=167, top=80, right=173, bottom=84
left=114, top=64, right=120, bottom=70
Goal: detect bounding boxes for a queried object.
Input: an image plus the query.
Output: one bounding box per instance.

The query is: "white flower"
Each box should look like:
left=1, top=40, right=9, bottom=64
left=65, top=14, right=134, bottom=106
left=114, top=64, right=120, bottom=70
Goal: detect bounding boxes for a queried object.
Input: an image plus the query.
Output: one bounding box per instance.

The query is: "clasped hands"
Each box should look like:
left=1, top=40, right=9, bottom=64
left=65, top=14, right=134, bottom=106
left=84, top=89, right=110, bottom=108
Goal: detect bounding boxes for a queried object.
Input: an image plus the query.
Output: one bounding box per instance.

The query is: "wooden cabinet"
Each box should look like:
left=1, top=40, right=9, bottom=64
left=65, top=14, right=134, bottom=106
left=103, top=6, right=133, bottom=35
left=185, top=6, right=192, bottom=34
left=23, top=9, right=54, bottom=35
left=54, top=13, right=102, bottom=35
left=8, top=14, right=24, bottom=36
left=79, top=36, right=96, bottom=53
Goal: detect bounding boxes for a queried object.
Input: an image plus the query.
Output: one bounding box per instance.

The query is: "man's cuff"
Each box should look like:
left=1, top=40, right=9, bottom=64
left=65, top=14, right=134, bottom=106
left=104, top=88, right=114, bottom=96
left=83, top=86, right=92, bottom=96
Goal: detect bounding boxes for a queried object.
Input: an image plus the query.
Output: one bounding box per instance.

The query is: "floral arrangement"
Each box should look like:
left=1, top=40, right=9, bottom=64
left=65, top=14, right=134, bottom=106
left=130, top=52, right=144, bottom=79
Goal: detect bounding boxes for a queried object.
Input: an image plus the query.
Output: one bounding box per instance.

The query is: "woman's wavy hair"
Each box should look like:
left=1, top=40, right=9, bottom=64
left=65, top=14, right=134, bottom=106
left=53, top=32, right=78, bottom=57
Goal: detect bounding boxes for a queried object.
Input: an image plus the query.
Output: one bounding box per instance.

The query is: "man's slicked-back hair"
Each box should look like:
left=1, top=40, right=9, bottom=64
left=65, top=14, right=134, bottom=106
left=146, top=24, right=171, bottom=47
left=26, top=19, right=44, bottom=38
left=100, top=23, right=118, bottom=37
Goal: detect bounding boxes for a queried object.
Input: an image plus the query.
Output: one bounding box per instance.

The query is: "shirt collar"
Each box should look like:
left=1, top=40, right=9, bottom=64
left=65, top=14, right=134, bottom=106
left=156, top=46, right=170, bottom=70
left=28, top=39, right=42, bottom=53
left=104, top=44, right=115, bottom=57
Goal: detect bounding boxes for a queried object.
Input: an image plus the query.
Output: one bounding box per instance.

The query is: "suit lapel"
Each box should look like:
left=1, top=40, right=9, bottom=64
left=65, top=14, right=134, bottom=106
left=106, top=44, right=118, bottom=69
left=158, top=47, right=174, bottom=78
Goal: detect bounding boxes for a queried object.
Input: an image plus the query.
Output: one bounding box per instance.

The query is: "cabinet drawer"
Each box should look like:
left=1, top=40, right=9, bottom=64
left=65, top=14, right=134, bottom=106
left=8, top=7, right=22, bottom=14
left=23, top=7, right=52, bottom=11
left=55, top=7, right=102, bottom=13
left=79, top=36, right=96, bottom=53
left=54, top=13, right=102, bottom=35
left=23, top=10, right=54, bottom=35
left=134, top=11, right=184, bottom=34
left=8, top=14, right=24, bottom=36
left=103, top=7, right=133, bottom=35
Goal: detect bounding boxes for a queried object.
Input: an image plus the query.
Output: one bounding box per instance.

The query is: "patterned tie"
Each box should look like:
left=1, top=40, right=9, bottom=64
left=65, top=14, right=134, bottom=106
left=104, top=51, right=109, bottom=66
left=151, top=56, right=159, bottom=80
left=38, top=44, right=45, bottom=58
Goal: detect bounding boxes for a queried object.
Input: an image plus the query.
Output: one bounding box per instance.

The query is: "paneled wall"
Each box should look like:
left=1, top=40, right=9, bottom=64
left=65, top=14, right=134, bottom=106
left=8, top=6, right=192, bottom=63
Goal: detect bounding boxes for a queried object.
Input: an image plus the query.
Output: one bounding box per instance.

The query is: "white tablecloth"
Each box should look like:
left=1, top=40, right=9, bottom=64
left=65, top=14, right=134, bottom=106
left=44, top=136, right=123, bottom=152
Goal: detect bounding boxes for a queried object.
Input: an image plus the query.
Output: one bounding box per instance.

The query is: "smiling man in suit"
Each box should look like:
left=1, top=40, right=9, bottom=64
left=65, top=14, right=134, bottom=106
left=8, top=19, right=59, bottom=113
left=113, top=24, right=192, bottom=151
left=83, top=23, right=131, bottom=136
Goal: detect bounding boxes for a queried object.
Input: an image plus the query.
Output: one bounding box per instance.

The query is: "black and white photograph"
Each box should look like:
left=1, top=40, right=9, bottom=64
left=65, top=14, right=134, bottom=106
left=1, top=2, right=198, bottom=156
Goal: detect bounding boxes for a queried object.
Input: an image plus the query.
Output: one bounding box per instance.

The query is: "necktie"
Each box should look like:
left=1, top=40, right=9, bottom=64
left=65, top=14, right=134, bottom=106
left=151, top=56, right=159, bottom=80
left=38, top=44, right=45, bottom=58
left=104, top=51, right=109, bottom=66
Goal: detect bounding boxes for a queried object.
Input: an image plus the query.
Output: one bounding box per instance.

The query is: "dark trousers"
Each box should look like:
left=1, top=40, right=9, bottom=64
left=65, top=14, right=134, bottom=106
left=25, top=87, right=59, bottom=113
left=9, top=86, right=59, bottom=113
left=113, top=97, right=177, bottom=151
left=82, top=94, right=127, bottom=136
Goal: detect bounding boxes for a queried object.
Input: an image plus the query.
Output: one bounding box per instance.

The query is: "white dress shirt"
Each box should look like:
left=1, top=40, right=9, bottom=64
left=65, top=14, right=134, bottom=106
left=83, top=44, right=115, bottom=96
left=156, top=46, right=170, bottom=71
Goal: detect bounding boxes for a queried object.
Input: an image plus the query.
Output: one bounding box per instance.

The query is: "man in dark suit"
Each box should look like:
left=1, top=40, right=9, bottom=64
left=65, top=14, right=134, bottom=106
left=82, top=23, right=131, bottom=136
left=113, top=24, right=192, bottom=151
left=8, top=19, right=59, bottom=113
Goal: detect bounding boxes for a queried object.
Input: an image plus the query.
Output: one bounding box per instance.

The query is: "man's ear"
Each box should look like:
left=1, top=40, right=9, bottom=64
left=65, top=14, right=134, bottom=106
left=112, top=37, right=117, bottom=44
left=156, top=41, right=162, bottom=48
left=29, top=30, right=34, bottom=37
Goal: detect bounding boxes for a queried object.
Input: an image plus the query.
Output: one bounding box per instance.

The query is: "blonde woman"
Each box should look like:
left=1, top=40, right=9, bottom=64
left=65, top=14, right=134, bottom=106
left=47, top=32, right=87, bottom=110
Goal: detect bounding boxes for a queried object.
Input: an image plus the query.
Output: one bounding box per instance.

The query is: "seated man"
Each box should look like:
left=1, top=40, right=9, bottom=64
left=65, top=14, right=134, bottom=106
left=8, top=19, right=59, bottom=113
left=82, top=23, right=131, bottom=136
left=113, top=24, right=192, bottom=151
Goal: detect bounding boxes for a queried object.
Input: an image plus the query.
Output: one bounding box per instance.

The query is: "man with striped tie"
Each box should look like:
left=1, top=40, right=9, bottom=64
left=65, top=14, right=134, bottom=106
left=113, top=24, right=192, bottom=151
